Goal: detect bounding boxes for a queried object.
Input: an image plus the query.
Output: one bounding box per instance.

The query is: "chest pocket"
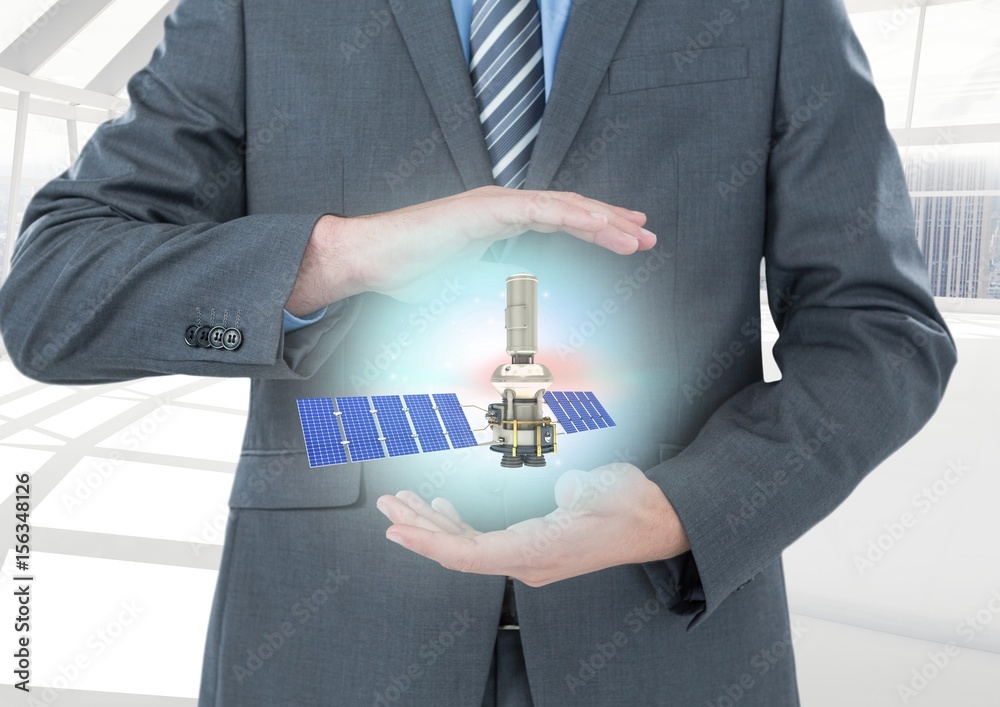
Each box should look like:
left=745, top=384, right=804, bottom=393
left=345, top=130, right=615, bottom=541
left=609, top=45, right=748, bottom=94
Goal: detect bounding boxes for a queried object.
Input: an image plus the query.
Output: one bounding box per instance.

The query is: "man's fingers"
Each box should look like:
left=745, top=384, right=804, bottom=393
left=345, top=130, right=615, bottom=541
left=430, top=497, right=479, bottom=534
left=524, top=197, right=656, bottom=255
left=376, top=494, right=449, bottom=533
left=395, top=490, right=469, bottom=535
left=543, top=191, right=648, bottom=226
left=386, top=527, right=517, bottom=576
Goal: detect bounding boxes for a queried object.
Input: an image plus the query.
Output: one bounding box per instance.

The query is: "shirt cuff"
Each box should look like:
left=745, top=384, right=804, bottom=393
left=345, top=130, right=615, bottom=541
left=283, top=307, right=328, bottom=333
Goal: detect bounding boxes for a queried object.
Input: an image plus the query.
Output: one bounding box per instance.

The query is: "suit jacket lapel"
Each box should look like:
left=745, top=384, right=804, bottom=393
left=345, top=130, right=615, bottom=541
left=389, top=0, right=495, bottom=191
left=524, top=0, right=640, bottom=190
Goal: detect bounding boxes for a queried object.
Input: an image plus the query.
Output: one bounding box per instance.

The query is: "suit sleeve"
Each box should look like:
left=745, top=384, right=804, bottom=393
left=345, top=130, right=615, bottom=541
left=642, top=0, right=957, bottom=628
left=0, top=0, right=359, bottom=384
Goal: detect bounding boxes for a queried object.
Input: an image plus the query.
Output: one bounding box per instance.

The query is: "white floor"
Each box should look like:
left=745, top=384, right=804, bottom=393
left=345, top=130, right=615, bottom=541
left=0, top=303, right=997, bottom=705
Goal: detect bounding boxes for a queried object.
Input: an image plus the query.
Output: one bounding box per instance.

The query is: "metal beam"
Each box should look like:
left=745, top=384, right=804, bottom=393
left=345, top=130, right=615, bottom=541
left=904, top=2, right=928, bottom=130
left=67, top=117, right=79, bottom=162
left=845, top=0, right=971, bottom=12
left=0, top=66, right=127, bottom=110
left=0, top=91, right=111, bottom=123
left=0, top=0, right=116, bottom=76
left=3, top=91, right=30, bottom=281
left=86, top=0, right=180, bottom=96
left=890, top=123, right=1000, bottom=145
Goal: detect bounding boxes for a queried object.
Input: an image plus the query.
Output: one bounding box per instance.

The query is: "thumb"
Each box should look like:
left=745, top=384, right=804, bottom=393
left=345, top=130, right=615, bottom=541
left=554, top=469, right=590, bottom=510
left=555, top=464, right=630, bottom=513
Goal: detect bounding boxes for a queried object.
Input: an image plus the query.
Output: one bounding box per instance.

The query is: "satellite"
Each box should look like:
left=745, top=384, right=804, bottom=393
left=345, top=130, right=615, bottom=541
left=296, top=274, right=616, bottom=468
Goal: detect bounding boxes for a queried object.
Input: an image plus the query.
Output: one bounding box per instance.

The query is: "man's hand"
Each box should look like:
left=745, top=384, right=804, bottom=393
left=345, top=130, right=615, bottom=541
left=375, top=463, right=690, bottom=587
left=285, top=186, right=655, bottom=315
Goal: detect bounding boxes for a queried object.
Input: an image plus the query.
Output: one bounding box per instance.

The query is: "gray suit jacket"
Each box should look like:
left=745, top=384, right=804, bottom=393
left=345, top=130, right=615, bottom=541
left=0, top=0, right=956, bottom=705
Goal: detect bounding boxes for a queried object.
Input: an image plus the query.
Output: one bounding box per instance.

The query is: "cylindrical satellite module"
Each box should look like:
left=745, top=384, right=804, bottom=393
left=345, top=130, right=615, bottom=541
left=505, top=273, right=538, bottom=363
left=490, top=274, right=554, bottom=467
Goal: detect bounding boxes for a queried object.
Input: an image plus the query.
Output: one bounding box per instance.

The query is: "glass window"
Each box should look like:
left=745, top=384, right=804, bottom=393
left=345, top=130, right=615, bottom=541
left=911, top=0, right=1000, bottom=127
left=22, top=112, right=71, bottom=183
left=33, top=0, right=167, bottom=89
left=848, top=8, right=921, bottom=129
left=77, top=120, right=101, bottom=152
left=0, top=0, right=62, bottom=55
left=0, top=107, right=17, bottom=272
left=903, top=144, right=1000, bottom=299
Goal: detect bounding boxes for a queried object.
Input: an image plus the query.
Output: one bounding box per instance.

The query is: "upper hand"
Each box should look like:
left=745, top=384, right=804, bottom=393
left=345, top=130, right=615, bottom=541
left=286, top=186, right=656, bottom=314
left=375, top=463, right=690, bottom=587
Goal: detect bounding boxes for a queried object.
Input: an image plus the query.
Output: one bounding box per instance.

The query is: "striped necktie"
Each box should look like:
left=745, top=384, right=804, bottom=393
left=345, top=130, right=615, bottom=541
left=469, top=0, right=545, bottom=189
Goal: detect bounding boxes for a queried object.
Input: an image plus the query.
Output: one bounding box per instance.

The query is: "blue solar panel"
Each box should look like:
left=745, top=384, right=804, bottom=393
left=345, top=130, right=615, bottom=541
left=404, top=394, right=449, bottom=452
left=569, top=391, right=607, bottom=429
left=566, top=392, right=599, bottom=431
left=552, top=391, right=588, bottom=432
left=297, top=398, right=348, bottom=468
left=372, top=395, right=420, bottom=458
left=433, top=393, right=478, bottom=449
left=582, top=391, right=616, bottom=427
left=544, top=391, right=580, bottom=434
left=336, top=396, right=386, bottom=462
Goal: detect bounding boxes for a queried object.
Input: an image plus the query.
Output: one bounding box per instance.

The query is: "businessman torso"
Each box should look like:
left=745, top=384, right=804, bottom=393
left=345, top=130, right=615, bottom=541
left=209, top=2, right=800, bottom=706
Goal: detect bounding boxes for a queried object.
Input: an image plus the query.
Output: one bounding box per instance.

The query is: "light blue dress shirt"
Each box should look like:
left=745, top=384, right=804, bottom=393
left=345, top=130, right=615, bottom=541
left=452, top=0, right=574, bottom=102
left=285, top=0, right=573, bottom=333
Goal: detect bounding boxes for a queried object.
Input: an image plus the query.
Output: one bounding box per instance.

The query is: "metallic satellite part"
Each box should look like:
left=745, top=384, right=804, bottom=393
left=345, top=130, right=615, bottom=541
left=297, top=275, right=617, bottom=470
left=505, top=273, right=538, bottom=363
left=489, top=362, right=553, bottom=399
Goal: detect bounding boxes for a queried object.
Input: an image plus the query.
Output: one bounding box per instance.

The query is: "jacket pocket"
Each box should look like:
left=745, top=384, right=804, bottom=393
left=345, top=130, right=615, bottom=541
left=660, top=442, right=687, bottom=464
left=609, top=45, right=748, bottom=94
left=228, top=450, right=362, bottom=509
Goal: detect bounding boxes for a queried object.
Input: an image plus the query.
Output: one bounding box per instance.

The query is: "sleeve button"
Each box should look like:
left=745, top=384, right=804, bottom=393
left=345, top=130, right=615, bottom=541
left=195, top=325, right=213, bottom=348
left=222, top=327, right=243, bottom=351
left=209, top=326, right=227, bottom=349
